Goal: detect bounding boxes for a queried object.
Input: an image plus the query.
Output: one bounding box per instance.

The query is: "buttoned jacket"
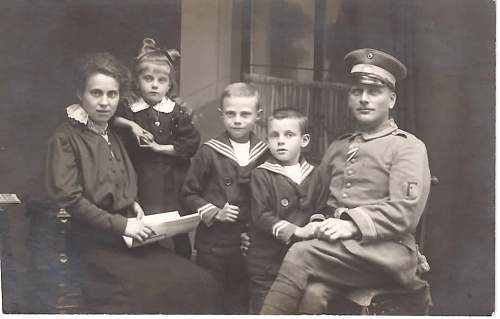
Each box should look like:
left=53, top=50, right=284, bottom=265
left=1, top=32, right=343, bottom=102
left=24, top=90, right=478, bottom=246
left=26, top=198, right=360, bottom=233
left=315, top=120, right=431, bottom=286
left=182, top=131, right=268, bottom=251
left=246, top=158, right=317, bottom=275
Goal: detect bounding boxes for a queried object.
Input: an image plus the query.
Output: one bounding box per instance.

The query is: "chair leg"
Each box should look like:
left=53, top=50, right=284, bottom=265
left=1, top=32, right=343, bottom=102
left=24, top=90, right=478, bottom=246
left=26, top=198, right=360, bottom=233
left=360, top=306, right=370, bottom=315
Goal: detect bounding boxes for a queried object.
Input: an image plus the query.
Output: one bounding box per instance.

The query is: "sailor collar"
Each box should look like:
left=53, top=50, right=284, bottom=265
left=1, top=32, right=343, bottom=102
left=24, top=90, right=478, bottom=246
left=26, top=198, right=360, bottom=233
left=66, top=104, right=89, bottom=125
left=258, top=158, right=314, bottom=185
left=129, top=97, right=176, bottom=114
left=204, top=132, right=268, bottom=165
left=340, top=119, right=404, bottom=141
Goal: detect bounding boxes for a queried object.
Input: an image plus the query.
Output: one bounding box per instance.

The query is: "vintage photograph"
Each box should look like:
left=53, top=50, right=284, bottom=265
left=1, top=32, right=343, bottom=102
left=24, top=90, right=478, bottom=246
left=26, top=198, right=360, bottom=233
left=0, top=0, right=495, bottom=315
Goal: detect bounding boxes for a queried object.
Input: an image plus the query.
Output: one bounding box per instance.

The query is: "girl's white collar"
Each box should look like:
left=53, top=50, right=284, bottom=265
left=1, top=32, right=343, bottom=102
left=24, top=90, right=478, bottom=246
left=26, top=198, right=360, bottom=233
left=130, top=97, right=175, bottom=113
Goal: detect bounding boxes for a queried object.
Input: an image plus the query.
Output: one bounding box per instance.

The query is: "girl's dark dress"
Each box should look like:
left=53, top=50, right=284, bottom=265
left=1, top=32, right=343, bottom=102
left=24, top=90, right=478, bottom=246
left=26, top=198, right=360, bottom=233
left=117, top=98, right=200, bottom=258
left=46, top=114, right=215, bottom=314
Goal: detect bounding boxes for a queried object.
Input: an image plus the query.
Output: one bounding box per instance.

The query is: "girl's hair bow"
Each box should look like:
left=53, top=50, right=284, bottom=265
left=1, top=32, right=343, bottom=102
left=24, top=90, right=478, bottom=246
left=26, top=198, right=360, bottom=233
left=136, top=38, right=180, bottom=65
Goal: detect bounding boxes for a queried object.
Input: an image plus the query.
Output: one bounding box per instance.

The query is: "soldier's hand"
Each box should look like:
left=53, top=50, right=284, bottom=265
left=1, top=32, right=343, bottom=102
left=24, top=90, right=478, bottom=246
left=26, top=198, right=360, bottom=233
left=215, top=202, right=240, bottom=223
left=316, top=218, right=359, bottom=242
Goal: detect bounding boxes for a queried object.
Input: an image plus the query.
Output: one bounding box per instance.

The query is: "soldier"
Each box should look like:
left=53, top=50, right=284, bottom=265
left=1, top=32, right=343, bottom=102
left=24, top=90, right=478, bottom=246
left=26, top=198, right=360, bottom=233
left=260, top=48, right=431, bottom=314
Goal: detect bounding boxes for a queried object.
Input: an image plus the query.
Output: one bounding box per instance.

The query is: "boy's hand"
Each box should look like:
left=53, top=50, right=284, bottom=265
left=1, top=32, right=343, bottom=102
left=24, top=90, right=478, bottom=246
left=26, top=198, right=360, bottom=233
left=215, top=202, right=240, bottom=223
left=124, top=218, right=154, bottom=243
left=240, top=232, right=251, bottom=256
left=293, top=222, right=321, bottom=240
left=315, top=218, right=359, bottom=242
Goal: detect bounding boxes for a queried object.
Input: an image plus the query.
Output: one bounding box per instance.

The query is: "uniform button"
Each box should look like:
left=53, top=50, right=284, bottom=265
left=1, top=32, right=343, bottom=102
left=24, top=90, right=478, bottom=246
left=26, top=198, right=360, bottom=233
left=347, top=169, right=353, bottom=176
left=350, top=158, right=357, bottom=163
left=224, top=177, right=233, bottom=186
left=345, top=182, right=352, bottom=188
left=342, top=193, right=348, bottom=198
left=280, top=198, right=289, bottom=207
left=159, top=130, right=163, bottom=133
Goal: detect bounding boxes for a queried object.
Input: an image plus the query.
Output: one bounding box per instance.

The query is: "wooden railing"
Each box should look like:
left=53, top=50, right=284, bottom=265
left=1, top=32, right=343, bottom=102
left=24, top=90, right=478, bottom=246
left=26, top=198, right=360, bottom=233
left=244, top=73, right=353, bottom=161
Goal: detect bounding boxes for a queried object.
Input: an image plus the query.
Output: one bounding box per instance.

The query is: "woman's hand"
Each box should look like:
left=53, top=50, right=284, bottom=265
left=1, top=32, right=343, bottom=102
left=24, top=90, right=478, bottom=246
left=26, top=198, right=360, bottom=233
left=133, top=201, right=145, bottom=220
left=124, top=218, right=154, bottom=243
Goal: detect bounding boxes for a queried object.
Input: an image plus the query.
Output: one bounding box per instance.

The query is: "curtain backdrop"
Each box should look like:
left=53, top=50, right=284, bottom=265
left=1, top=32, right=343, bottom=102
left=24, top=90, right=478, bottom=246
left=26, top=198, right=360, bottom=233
left=244, top=72, right=350, bottom=163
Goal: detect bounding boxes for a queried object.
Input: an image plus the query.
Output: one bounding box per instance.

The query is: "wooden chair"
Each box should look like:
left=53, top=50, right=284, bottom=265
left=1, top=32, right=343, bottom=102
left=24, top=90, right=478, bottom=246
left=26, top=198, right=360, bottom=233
left=309, top=176, right=439, bottom=315
left=26, top=200, right=84, bottom=313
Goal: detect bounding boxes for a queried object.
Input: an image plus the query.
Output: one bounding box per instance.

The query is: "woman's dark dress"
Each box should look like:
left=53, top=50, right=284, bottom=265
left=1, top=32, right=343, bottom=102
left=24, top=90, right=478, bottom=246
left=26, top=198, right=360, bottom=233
left=46, top=119, right=216, bottom=314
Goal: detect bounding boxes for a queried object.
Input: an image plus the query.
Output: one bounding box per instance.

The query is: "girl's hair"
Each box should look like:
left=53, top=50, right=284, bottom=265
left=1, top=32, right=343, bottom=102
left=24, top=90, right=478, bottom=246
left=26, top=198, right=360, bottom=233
left=133, top=38, right=181, bottom=98
left=74, top=52, right=130, bottom=97
left=268, top=108, right=308, bottom=135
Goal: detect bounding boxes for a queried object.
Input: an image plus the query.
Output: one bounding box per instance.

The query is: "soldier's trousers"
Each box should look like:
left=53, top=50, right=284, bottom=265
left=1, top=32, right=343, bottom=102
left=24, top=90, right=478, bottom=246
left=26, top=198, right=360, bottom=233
left=260, top=239, right=393, bottom=314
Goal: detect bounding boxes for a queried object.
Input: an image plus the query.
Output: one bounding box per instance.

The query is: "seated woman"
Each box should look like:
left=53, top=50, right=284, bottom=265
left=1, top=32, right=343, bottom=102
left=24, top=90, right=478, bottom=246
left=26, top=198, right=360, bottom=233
left=45, top=52, right=217, bottom=314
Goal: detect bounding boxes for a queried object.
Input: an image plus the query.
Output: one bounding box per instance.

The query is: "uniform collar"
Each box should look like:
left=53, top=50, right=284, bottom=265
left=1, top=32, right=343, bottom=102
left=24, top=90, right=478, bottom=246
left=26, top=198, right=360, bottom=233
left=257, top=157, right=314, bottom=185
left=66, top=104, right=89, bottom=125
left=340, top=119, right=400, bottom=141
left=204, top=131, right=268, bottom=165
left=129, top=97, right=176, bottom=113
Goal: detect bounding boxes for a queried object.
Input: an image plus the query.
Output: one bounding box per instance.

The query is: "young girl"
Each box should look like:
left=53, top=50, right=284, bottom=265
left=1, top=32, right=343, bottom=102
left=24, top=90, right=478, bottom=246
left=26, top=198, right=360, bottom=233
left=114, top=38, right=200, bottom=258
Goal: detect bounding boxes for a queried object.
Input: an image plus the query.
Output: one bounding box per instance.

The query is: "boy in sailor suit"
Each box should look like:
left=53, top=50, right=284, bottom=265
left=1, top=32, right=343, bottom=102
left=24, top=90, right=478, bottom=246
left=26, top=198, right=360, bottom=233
left=246, top=108, right=323, bottom=314
left=181, top=82, right=269, bottom=314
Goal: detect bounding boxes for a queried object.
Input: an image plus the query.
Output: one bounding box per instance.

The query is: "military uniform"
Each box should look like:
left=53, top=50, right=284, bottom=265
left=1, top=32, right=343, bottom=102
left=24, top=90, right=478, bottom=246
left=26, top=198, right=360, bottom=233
left=246, top=158, right=318, bottom=313
left=181, top=131, right=268, bottom=314
left=261, top=49, right=432, bottom=315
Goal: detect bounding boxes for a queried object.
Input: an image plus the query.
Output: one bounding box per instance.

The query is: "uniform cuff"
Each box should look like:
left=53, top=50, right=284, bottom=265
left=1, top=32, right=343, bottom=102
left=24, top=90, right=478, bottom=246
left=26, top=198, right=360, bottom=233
left=345, top=207, right=377, bottom=242
left=273, top=220, right=297, bottom=244
left=198, top=203, right=219, bottom=227
left=310, top=213, right=326, bottom=222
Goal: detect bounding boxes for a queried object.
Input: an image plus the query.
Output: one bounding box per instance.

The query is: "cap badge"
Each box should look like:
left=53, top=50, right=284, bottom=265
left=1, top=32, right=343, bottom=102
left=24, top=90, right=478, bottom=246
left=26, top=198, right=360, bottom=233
left=280, top=198, right=289, bottom=207
left=367, top=52, right=374, bottom=59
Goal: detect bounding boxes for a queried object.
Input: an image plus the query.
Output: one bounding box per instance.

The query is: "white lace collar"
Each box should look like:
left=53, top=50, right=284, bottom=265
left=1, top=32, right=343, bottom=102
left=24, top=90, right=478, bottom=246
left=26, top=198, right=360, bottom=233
left=129, top=97, right=175, bottom=114
left=66, top=104, right=88, bottom=125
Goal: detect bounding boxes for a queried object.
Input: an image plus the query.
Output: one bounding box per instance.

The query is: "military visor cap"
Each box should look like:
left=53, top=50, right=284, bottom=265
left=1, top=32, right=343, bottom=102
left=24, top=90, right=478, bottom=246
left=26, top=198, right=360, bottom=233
left=344, top=48, right=407, bottom=90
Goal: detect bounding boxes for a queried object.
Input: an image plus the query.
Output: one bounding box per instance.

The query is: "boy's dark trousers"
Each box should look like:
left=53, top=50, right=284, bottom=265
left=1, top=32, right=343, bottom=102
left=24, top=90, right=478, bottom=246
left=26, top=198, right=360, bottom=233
left=196, top=246, right=249, bottom=314
left=248, top=273, right=275, bottom=314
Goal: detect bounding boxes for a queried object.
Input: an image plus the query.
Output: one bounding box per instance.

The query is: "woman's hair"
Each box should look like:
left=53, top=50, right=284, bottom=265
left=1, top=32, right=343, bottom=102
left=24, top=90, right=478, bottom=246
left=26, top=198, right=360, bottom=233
left=74, top=52, right=131, bottom=97
left=132, top=38, right=181, bottom=98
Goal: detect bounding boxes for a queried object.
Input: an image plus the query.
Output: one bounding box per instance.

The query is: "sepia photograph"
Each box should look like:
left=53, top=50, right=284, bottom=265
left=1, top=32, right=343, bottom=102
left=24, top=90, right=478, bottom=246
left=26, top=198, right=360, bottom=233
left=0, top=0, right=495, bottom=315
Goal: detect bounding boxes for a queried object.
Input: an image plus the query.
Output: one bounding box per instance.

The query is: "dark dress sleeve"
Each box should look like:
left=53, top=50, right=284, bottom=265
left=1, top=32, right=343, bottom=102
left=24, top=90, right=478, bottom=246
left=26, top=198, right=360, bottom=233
left=172, top=105, right=201, bottom=158
left=114, top=98, right=134, bottom=121
left=45, top=130, right=128, bottom=235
